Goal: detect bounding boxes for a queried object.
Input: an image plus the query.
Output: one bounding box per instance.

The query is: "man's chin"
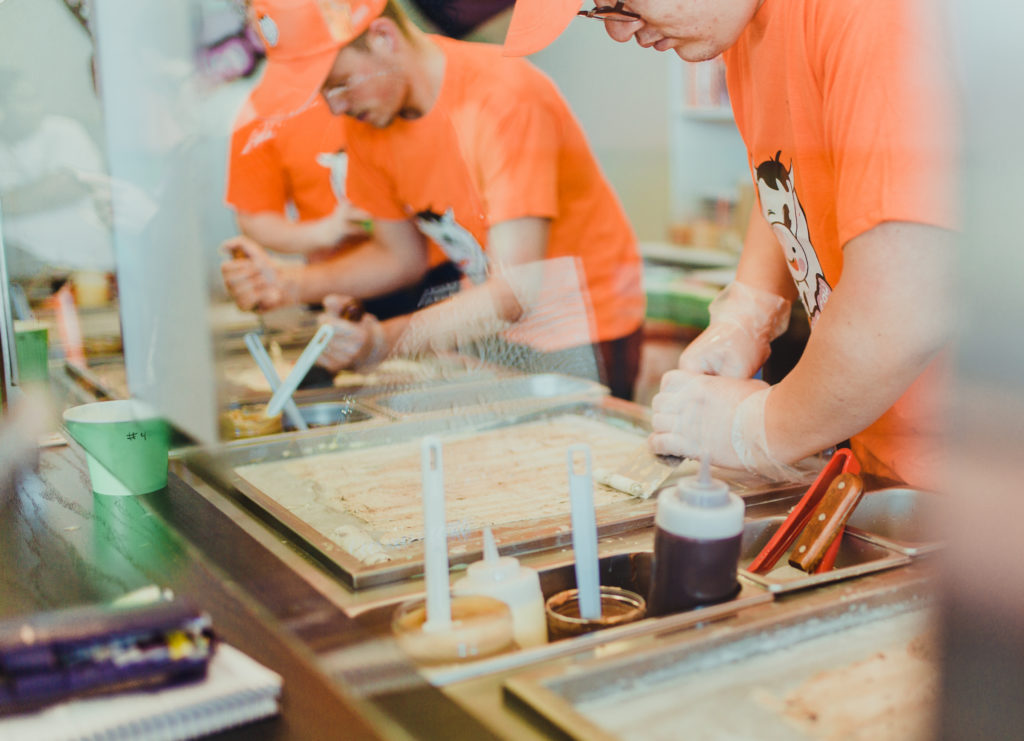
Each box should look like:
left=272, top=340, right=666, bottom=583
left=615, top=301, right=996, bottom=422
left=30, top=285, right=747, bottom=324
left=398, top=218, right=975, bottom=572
left=674, top=42, right=722, bottom=63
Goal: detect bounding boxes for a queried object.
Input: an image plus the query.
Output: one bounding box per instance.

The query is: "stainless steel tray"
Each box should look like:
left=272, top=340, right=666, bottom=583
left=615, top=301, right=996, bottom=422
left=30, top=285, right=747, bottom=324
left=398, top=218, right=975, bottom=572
left=361, top=372, right=607, bottom=418
left=844, top=487, right=945, bottom=556
left=738, top=516, right=911, bottom=593
left=180, top=398, right=783, bottom=590
left=503, top=569, right=933, bottom=741
left=189, top=399, right=658, bottom=589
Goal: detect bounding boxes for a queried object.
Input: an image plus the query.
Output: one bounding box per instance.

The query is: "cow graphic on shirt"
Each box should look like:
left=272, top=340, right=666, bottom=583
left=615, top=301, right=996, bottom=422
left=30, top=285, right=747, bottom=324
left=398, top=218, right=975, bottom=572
left=316, top=150, right=349, bottom=204
left=415, top=207, right=488, bottom=285
left=755, top=151, right=832, bottom=326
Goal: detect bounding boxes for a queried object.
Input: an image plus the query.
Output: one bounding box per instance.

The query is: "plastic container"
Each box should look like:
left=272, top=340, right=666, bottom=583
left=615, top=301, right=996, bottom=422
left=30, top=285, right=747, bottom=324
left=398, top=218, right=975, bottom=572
left=453, top=529, right=547, bottom=648
left=545, top=585, right=646, bottom=641
left=391, top=594, right=515, bottom=665
left=646, top=463, right=745, bottom=617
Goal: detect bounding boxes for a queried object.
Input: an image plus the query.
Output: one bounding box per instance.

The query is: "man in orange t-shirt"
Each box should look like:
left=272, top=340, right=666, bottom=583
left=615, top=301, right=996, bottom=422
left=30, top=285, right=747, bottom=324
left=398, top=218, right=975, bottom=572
left=503, top=0, right=957, bottom=487
left=224, top=8, right=459, bottom=320
left=226, top=95, right=362, bottom=262
left=221, top=0, right=645, bottom=398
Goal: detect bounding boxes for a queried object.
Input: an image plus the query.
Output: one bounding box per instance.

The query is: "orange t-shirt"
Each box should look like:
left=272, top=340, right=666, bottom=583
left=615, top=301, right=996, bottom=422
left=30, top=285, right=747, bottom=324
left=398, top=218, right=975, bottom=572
left=226, top=96, right=348, bottom=220
left=343, top=37, right=645, bottom=350
left=723, top=0, right=958, bottom=486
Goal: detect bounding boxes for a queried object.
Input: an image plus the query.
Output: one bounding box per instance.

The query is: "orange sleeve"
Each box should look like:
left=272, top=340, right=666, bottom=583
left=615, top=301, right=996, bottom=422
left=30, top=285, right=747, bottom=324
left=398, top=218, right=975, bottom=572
left=224, top=118, right=289, bottom=215
left=820, top=0, right=958, bottom=245
left=342, top=119, right=409, bottom=221
left=473, top=79, right=560, bottom=224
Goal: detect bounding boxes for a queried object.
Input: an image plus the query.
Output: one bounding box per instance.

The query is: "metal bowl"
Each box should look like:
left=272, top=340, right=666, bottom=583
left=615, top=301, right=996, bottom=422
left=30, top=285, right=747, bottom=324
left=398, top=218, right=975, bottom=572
left=282, top=402, right=372, bottom=430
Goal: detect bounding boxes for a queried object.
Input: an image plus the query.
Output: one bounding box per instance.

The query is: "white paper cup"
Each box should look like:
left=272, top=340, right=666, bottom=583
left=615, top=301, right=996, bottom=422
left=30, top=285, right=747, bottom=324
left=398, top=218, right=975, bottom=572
left=63, top=400, right=170, bottom=496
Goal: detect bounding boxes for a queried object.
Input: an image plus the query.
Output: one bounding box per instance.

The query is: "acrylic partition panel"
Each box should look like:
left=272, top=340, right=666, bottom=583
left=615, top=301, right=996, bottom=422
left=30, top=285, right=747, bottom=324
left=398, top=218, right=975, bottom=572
left=91, top=0, right=218, bottom=442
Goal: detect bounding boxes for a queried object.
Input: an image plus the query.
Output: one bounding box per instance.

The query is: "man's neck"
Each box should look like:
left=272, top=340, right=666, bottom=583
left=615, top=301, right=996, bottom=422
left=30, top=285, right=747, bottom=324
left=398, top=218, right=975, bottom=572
left=399, top=33, right=447, bottom=120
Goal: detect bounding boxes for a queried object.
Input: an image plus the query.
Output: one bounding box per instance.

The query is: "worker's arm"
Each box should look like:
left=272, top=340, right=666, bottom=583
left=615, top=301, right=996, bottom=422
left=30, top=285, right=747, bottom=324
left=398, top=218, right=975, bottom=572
left=675, top=214, right=796, bottom=378
left=220, top=218, right=430, bottom=311
left=317, top=217, right=552, bottom=370
left=764, top=220, right=954, bottom=461
left=733, top=211, right=799, bottom=301
left=652, top=220, right=954, bottom=475
left=235, top=201, right=370, bottom=256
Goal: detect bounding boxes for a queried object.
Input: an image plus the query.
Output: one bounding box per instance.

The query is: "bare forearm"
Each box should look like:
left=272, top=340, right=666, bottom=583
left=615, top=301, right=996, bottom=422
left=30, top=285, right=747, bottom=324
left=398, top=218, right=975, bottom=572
left=387, top=279, right=516, bottom=357
left=735, top=213, right=798, bottom=301
left=765, top=222, right=954, bottom=461
left=292, top=240, right=429, bottom=304
left=237, top=211, right=346, bottom=255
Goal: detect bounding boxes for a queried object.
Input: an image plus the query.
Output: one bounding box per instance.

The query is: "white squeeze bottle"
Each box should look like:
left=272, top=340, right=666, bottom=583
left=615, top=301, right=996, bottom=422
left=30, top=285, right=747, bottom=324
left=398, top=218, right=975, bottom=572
left=452, top=528, right=547, bottom=648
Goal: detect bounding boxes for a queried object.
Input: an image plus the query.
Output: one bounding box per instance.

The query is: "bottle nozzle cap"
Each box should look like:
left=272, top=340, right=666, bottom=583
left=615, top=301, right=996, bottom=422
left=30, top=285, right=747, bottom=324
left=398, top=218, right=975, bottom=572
left=678, top=474, right=730, bottom=508
left=483, top=527, right=499, bottom=563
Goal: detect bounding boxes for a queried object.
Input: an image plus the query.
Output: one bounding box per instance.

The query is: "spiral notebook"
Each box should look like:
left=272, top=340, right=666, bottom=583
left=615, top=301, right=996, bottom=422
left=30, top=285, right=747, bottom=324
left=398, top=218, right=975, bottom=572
left=0, top=643, right=282, bottom=741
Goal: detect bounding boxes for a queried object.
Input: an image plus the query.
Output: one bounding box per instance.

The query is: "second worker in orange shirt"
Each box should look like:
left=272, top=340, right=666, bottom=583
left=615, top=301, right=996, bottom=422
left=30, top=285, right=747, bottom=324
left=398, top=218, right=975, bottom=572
left=220, top=0, right=646, bottom=400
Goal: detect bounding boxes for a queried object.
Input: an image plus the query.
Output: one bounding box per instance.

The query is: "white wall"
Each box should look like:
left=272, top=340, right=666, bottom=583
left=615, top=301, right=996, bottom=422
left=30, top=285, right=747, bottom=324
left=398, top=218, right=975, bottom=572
left=668, top=63, right=749, bottom=225
left=528, top=22, right=671, bottom=241
left=0, top=0, right=105, bottom=150
left=521, top=22, right=750, bottom=240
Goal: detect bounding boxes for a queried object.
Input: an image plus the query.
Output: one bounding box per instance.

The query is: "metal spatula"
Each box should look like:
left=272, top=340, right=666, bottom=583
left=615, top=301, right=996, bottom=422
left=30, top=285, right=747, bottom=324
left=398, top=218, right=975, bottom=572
left=596, top=449, right=686, bottom=499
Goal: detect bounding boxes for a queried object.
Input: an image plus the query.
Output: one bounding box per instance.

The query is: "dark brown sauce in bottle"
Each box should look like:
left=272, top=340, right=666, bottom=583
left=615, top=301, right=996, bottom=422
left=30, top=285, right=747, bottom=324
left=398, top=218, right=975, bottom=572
left=647, top=528, right=742, bottom=617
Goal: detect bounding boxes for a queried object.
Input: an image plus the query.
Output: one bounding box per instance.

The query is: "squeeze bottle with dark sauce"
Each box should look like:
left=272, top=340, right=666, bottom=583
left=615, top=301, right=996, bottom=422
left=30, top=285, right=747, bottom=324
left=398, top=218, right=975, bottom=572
left=647, top=459, right=745, bottom=617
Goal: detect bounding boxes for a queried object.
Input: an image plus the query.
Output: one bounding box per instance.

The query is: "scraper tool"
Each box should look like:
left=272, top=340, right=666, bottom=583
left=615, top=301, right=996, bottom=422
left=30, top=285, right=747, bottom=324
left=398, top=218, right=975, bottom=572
left=595, top=449, right=685, bottom=500
left=746, top=448, right=861, bottom=575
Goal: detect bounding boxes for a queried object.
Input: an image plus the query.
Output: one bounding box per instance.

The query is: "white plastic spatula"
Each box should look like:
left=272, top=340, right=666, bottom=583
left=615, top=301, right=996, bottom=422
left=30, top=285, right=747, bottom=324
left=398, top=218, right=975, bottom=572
left=243, top=331, right=308, bottom=431
left=568, top=443, right=601, bottom=620
left=421, top=436, right=452, bottom=632
left=265, top=324, right=334, bottom=418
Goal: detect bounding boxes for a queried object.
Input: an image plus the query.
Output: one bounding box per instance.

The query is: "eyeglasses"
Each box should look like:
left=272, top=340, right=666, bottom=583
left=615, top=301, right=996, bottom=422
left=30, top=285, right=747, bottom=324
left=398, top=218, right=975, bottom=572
left=576, top=2, right=642, bottom=22
left=321, top=69, right=391, bottom=105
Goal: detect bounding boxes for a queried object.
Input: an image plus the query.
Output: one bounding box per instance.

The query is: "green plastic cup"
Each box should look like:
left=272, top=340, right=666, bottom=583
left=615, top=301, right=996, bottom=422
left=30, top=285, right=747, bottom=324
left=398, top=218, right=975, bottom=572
left=62, top=400, right=170, bottom=496
left=14, top=321, right=49, bottom=383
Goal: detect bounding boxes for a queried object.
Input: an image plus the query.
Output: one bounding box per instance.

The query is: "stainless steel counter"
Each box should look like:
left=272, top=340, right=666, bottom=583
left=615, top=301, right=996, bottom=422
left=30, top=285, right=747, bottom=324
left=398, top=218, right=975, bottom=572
left=43, top=363, right=942, bottom=739
left=172, top=448, right=940, bottom=739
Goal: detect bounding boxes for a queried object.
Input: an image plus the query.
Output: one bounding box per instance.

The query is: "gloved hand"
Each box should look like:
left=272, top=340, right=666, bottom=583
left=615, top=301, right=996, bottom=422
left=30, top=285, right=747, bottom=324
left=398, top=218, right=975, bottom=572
left=220, top=235, right=302, bottom=312
left=729, top=385, right=806, bottom=482
left=316, top=294, right=388, bottom=373
left=652, top=370, right=768, bottom=470
left=651, top=370, right=805, bottom=482
left=677, top=281, right=791, bottom=378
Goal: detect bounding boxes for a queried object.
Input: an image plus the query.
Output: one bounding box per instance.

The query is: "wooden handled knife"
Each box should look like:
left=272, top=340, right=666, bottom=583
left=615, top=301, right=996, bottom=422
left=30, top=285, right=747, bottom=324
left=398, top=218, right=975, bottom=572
left=788, top=472, right=865, bottom=573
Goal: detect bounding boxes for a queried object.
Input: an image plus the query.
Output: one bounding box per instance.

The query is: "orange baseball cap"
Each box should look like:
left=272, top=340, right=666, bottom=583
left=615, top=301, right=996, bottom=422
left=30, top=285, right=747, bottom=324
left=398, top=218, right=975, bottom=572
left=248, top=0, right=387, bottom=118
left=502, top=0, right=581, bottom=57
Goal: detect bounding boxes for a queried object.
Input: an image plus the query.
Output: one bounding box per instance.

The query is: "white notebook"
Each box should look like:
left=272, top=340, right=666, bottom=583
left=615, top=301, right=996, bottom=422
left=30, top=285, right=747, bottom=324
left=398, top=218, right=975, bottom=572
left=0, top=643, right=283, bottom=741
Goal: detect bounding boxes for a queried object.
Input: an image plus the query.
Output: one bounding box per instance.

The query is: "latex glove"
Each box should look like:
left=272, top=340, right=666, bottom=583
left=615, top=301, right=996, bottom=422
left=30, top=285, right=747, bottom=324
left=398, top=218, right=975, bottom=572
left=651, top=370, right=769, bottom=470
left=729, top=386, right=807, bottom=482
left=316, top=295, right=388, bottom=373
left=651, top=370, right=806, bottom=482
left=220, top=235, right=301, bottom=312
left=677, top=281, right=791, bottom=378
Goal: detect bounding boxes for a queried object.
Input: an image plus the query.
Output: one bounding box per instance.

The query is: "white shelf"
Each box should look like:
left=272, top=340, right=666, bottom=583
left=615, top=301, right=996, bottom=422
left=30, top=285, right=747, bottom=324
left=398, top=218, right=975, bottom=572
left=639, top=241, right=739, bottom=268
